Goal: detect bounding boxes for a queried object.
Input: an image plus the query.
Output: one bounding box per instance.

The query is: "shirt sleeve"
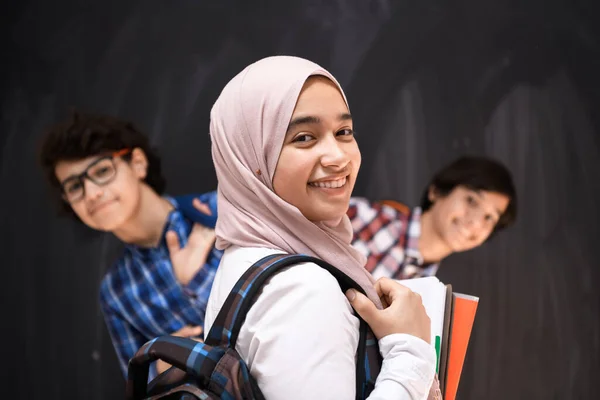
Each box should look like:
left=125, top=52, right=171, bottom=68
left=99, top=294, right=149, bottom=378
left=369, top=334, right=437, bottom=399
left=235, top=262, right=436, bottom=400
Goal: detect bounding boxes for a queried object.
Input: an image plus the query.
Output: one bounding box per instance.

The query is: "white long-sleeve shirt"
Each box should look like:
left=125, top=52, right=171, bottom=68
left=204, top=246, right=436, bottom=400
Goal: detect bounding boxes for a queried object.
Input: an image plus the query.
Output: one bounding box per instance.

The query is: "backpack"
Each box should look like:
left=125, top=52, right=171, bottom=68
left=125, top=253, right=382, bottom=400
left=174, top=192, right=219, bottom=228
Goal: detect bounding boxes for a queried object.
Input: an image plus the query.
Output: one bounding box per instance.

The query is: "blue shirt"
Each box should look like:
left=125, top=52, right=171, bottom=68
left=99, top=193, right=223, bottom=377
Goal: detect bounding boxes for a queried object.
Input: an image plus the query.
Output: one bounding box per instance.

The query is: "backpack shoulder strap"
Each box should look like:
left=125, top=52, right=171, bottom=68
left=380, top=199, right=411, bottom=216
left=126, top=335, right=225, bottom=400
left=204, top=253, right=382, bottom=399
left=204, top=254, right=366, bottom=346
left=174, top=192, right=219, bottom=228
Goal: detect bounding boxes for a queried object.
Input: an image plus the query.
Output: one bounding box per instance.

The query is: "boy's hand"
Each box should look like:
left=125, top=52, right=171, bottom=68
left=166, top=223, right=216, bottom=286
left=192, top=197, right=212, bottom=216
left=156, top=325, right=203, bottom=374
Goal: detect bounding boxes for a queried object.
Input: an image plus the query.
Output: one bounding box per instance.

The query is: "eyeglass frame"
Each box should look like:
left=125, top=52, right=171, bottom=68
left=60, top=148, right=132, bottom=203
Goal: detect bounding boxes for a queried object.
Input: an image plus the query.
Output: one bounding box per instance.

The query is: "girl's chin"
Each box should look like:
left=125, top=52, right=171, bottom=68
left=321, top=217, right=344, bottom=228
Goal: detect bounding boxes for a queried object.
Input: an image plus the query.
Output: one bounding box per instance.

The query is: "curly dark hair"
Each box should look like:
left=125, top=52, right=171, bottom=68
left=39, top=110, right=166, bottom=219
left=419, top=155, right=517, bottom=235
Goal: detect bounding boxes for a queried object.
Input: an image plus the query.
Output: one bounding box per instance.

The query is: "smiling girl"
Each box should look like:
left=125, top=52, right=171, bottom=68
left=204, top=56, right=438, bottom=399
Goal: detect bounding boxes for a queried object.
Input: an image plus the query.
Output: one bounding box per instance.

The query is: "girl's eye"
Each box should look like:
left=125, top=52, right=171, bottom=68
left=292, top=134, right=315, bottom=143
left=337, top=128, right=354, bottom=137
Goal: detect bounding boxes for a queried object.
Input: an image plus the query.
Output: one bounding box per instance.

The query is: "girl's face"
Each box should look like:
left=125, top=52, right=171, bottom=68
left=273, top=76, right=361, bottom=224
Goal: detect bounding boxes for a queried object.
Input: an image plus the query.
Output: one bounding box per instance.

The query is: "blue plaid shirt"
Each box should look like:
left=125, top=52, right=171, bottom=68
left=99, top=194, right=222, bottom=377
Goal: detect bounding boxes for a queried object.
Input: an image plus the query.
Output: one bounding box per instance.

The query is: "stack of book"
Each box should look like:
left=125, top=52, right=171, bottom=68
left=398, top=277, right=479, bottom=400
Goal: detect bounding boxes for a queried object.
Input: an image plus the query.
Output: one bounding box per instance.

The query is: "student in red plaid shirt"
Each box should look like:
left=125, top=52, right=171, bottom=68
left=348, top=156, right=518, bottom=280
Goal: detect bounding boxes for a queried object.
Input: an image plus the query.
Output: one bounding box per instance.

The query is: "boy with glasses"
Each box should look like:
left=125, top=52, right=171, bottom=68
left=39, top=111, right=220, bottom=378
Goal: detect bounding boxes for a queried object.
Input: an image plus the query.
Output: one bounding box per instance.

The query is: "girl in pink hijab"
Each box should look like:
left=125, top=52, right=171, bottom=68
left=204, top=56, right=437, bottom=399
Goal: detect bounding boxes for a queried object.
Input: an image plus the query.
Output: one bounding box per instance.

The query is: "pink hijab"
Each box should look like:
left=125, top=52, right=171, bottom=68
left=209, top=55, right=382, bottom=308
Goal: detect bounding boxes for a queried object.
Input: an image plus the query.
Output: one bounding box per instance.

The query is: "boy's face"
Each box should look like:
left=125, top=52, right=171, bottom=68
left=54, top=149, right=148, bottom=232
left=428, top=185, right=510, bottom=252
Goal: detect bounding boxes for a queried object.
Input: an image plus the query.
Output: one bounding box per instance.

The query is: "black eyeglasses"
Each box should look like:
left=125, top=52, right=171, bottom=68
left=60, top=148, right=132, bottom=203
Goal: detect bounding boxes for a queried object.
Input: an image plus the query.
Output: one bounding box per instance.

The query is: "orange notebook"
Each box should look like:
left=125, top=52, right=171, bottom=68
left=444, top=293, right=479, bottom=400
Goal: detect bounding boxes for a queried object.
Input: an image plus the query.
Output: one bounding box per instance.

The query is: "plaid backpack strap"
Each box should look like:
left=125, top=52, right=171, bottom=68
left=126, top=336, right=225, bottom=400
left=362, top=328, right=382, bottom=398
left=204, top=253, right=383, bottom=400
left=203, top=253, right=282, bottom=347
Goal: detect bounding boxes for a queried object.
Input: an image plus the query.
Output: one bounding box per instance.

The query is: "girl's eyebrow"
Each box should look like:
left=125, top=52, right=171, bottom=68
left=286, top=115, right=321, bottom=133
left=286, top=112, right=352, bottom=134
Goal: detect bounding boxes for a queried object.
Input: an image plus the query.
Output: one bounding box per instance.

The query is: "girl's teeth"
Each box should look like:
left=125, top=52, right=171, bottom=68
left=309, top=177, right=347, bottom=188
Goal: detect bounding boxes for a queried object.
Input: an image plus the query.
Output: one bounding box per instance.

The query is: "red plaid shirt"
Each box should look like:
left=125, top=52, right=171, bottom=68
left=348, top=197, right=439, bottom=279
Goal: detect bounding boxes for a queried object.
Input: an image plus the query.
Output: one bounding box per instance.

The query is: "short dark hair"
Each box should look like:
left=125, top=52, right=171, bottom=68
left=419, top=155, right=517, bottom=234
left=39, top=110, right=166, bottom=218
